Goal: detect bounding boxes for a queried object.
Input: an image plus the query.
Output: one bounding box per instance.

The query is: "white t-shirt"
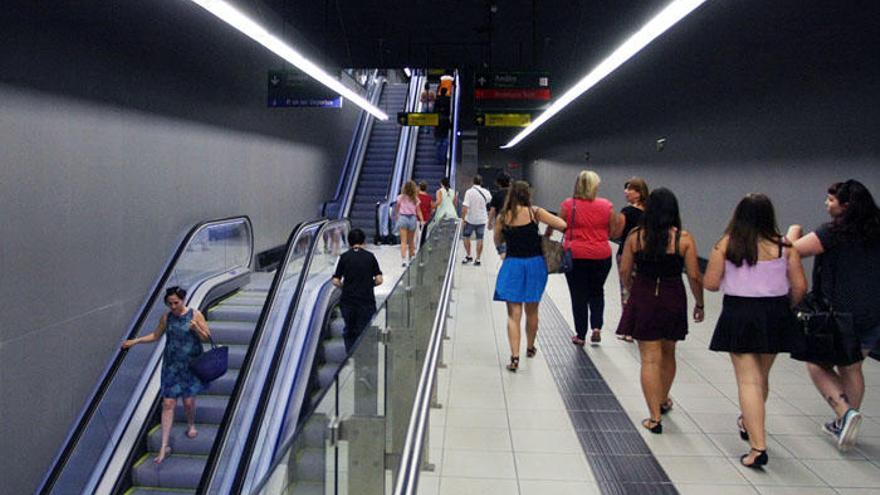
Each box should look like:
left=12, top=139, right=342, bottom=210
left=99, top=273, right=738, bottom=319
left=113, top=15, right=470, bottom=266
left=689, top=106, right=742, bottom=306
left=462, top=185, right=492, bottom=225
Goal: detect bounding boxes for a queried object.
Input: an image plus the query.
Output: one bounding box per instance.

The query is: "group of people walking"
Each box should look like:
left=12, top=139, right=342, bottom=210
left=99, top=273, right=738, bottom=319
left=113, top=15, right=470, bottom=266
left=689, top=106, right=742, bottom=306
left=490, top=171, right=880, bottom=468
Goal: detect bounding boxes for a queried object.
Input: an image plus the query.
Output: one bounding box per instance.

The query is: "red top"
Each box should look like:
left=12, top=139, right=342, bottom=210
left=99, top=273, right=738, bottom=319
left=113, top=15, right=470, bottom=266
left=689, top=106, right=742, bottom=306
left=559, top=197, right=613, bottom=259
left=418, top=192, right=433, bottom=222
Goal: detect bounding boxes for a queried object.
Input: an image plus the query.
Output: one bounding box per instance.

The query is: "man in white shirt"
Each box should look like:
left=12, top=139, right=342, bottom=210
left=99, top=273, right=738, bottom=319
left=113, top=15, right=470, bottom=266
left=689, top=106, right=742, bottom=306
left=461, top=174, right=492, bottom=266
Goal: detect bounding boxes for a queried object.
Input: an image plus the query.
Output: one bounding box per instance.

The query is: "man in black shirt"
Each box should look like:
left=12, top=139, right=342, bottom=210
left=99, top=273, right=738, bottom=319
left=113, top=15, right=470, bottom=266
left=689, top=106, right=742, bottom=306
left=488, top=172, right=511, bottom=231
left=332, top=228, right=383, bottom=351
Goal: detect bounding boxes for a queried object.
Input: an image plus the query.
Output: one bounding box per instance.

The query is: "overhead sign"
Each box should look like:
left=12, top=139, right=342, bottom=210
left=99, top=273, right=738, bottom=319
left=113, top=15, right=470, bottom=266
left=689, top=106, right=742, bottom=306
left=475, top=113, right=532, bottom=127
left=268, top=70, right=343, bottom=108
left=397, top=112, right=441, bottom=126
left=475, top=71, right=550, bottom=100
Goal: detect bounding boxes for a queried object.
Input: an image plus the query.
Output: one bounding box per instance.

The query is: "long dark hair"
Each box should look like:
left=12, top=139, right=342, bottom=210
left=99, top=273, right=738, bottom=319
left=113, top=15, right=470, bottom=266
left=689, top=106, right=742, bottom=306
left=724, top=193, right=788, bottom=267
left=828, top=180, right=880, bottom=244
left=638, top=188, right=681, bottom=258
left=500, top=180, right=532, bottom=223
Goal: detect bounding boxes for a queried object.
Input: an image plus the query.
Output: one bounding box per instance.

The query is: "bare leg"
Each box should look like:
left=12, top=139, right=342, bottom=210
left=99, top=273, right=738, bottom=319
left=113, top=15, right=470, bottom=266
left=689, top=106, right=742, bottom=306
left=638, top=341, right=664, bottom=421
left=463, top=237, right=472, bottom=258
left=183, top=397, right=198, bottom=438
left=399, top=229, right=409, bottom=260
left=406, top=229, right=417, bottom=259
left=807, top=362, right=853, bottom=418
left=476, top=239, right=484, bottom=260
left=660, top=340, right=677, bottom=404
left=839, top=360, right=866, bottom=410
left=732, top=353, right=772, bottom=463
left=524, top=302, right=540, bottom=349
left=156, top=398, right=176, bottom=463
left=506, top=302, right=523, bottom=357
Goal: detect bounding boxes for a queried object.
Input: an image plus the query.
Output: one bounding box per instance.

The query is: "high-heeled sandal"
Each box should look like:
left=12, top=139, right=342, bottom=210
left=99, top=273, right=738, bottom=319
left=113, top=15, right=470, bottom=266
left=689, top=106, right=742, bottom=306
left=526, top=346, right=538, bottom=358
left=740, top=448, right=767, bottom=468
left=642, top=418, right=663, bottom=434
left=737, top=415, right=749, bottom=441
left=660, top=398, right=674, bottom=415
left=506, top=356, right=520, bottom=372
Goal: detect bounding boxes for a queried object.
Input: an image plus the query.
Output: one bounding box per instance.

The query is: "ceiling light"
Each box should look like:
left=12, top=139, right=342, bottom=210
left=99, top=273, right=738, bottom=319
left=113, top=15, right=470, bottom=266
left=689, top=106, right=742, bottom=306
left=188, top=0, right=388, bottom=120
left=501, top=0, right=706, bottom=148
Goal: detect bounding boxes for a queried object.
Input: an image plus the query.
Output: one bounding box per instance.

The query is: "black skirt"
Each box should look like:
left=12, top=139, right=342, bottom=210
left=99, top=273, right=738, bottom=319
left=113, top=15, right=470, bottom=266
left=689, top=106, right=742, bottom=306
left=710, top=295, right=798, bottom=353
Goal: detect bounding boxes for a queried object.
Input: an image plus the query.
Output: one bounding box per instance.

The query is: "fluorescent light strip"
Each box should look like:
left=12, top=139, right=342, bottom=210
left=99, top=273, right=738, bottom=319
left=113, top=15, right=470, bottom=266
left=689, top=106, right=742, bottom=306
left=501, top=0, right=706, bottom=148
left=188, top=0, right=388, bottom=120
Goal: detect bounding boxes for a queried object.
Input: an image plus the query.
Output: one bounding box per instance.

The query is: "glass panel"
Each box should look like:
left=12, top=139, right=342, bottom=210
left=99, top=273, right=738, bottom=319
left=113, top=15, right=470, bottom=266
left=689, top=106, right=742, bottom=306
left=252, top=219, right=458, bottom=495
left=47, top=218, right=252, bottom=494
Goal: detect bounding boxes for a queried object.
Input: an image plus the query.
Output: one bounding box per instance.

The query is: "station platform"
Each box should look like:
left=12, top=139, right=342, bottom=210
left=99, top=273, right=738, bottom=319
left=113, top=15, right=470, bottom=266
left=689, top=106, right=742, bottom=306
left=417, top=235, right=880, bottom=495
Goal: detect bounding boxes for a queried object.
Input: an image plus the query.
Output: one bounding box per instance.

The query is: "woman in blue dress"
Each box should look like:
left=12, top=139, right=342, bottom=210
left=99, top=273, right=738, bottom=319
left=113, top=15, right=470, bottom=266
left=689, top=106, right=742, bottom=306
left=123, top=286, right=211, bottom=463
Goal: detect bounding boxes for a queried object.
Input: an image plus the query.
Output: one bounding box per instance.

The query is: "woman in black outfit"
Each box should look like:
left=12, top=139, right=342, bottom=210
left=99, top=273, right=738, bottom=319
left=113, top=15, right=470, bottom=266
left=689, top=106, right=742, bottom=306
left=616, top=177, right=649, bottom=342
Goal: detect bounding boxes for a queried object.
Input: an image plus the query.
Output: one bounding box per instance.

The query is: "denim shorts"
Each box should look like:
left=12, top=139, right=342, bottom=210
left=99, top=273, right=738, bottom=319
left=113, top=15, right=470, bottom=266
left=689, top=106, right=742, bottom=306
left=397, top=214, right=418, bottom=231
left=462, top=222, right=485, bottom=240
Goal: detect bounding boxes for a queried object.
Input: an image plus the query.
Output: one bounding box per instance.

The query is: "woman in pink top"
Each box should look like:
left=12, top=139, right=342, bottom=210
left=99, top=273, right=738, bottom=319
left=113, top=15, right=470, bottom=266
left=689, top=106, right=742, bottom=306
left=704, top=194, right=806, bottom=469
left=555, top=170, right=623, bottom=345
left=395, top=180, right=425, bottom=266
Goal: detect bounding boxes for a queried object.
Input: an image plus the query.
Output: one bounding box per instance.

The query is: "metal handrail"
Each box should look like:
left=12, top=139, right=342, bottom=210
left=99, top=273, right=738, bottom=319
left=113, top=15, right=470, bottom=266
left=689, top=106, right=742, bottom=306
left=393, top=219, right=462, bottom=495
left=234, top=219, right=351, bottom=494
left=448, top=70, right=462, bottom=190
left=37, top=216, right=253, bottom=495
left=198, top=218, right=328, bottom=493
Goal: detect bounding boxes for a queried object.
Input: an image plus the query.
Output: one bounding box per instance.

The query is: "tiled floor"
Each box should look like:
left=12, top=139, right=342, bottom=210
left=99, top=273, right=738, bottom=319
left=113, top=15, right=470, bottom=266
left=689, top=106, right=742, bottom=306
left=418, top=236, right=880, bottom=495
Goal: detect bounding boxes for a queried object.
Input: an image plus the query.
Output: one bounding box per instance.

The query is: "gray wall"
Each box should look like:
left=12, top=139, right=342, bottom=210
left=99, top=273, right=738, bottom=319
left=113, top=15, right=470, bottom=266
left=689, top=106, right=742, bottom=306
left=0, top=2, right=361, bottom=492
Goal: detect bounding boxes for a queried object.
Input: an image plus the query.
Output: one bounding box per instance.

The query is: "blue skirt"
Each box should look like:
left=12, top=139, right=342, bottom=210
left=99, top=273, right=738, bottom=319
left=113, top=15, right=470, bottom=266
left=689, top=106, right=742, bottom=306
left=494, top=255, right=548, bottom=303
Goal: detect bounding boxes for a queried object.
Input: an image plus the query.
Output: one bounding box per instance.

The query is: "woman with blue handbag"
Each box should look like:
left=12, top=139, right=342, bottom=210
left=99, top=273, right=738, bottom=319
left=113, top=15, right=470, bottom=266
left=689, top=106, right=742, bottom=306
left=122, top=286, right=211, bottom=464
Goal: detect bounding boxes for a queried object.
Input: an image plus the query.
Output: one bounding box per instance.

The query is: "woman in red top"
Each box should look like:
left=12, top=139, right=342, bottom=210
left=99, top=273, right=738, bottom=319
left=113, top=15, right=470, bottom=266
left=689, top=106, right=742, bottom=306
left=557, top=170, right=623, bottom=345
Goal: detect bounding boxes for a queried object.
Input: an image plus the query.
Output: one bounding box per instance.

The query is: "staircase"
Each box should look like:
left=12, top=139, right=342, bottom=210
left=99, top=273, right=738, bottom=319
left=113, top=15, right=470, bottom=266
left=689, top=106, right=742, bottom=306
left=348, top=83, right=408, bottom=237
left=125, top=273, right=274, bottom=494
left=412, top=130, right=446, bottom=197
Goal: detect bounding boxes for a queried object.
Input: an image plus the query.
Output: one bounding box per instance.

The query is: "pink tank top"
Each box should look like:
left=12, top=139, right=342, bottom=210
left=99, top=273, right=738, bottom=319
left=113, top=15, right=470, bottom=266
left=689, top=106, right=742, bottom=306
left=397, top=195, right=419, bottom=215
left=721, top=256, right=790, bottom=297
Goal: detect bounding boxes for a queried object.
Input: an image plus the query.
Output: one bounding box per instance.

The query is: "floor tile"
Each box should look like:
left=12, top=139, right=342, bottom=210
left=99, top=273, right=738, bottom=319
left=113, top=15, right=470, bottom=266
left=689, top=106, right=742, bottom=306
left=676, top=484, right=758, bottom=495
left=800, top=459, right=880, bottom=488
left=437, top=476, right=518, bottom=495
left=709, top=433, right=796, bottom=459
left=753, top=487, right=836, bottom=495
left=416, top=474, right=440, bottom=495
left=733, top=458, right=826, bottom=486
left=443, top=408, right=508, bottom=429
left=441, top=449, right=516, bottom=479
left=444, top=427, right=512, bottom=451
left=510, top=429, right=583, bottom=453
left=518, top=479, right=602, bottom=495
left=514, top=452, right=594, bottom=481
left=773, top=434, right=868, bottom=461
left=655, top=455, right=749, bottom=484
left=637, top=432, right=724, bottom=456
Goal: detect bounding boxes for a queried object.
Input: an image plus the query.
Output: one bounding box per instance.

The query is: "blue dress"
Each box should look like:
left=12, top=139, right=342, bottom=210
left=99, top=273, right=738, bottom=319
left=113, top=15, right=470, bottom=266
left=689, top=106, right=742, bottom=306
left=161, top=309, right=206, bottom=398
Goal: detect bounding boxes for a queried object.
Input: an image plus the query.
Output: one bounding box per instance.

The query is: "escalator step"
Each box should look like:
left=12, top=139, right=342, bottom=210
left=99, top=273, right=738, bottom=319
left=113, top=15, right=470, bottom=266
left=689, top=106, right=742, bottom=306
left=227, top=344, right=248, bottom=368
left=131, top=454, right=207, bottom=490
left=147, top=423, right=219, bottom=456
left=207, top=305, right=262, bottom=323
left=173, top=396, right=228, bottom=424
left=126, top=488, right=196, bottom=495
left=205, top=368, right=240, bottom=395
left=206, top=321, right=255, bottom=345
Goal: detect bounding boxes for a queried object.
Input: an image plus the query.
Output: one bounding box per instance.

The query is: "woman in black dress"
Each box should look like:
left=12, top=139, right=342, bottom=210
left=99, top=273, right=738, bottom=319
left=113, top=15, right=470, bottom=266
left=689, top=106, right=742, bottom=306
left=618, top=188, right=704, bottom=433
left=616, top=177, right=649, bottom=342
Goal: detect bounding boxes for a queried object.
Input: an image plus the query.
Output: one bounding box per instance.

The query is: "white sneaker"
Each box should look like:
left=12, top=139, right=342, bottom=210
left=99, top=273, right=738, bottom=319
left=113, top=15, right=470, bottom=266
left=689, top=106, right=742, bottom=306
left=838, top=408, right=863, bottom=450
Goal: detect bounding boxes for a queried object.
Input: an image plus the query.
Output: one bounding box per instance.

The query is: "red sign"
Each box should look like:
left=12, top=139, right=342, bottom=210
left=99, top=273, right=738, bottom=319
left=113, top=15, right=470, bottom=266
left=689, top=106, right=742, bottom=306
left=474, top=88, right=551, bottom=101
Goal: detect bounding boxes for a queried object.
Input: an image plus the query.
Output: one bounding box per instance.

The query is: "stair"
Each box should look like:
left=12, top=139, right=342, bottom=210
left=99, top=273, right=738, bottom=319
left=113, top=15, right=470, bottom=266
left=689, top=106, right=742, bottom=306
left=349, top=83, right=409, bottom=238
left=126, top=273, right=274, bottom=493
left=412, top=130, right=447, bottom=197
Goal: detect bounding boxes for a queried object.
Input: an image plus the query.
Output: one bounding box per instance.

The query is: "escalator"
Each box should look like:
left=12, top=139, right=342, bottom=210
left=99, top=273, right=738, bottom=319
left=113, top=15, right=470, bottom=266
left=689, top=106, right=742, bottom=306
left=348, top=83, right=408, bottom=235
left=411, top=70, right=459, bottom=195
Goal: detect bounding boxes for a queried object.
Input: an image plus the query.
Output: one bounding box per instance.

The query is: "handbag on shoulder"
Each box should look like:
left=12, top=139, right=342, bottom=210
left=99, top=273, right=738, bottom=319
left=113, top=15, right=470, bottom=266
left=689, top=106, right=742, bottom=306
left=790, top=254, right=862, bottom=366
left=542, top=201, right=575, bottom=274
left=190, top=335, right=229, bottom=382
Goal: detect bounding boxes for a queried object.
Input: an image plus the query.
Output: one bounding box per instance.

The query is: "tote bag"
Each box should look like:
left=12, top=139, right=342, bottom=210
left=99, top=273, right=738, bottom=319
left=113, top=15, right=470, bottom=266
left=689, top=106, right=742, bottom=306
left=190, top=335, right=229, bottom=382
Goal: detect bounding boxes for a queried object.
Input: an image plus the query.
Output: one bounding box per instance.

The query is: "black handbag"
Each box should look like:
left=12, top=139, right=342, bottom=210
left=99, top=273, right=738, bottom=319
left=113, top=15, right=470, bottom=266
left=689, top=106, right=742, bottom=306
left=790, top=254, right=862, bottom=365
left=190, top=335, right=229, bottom=382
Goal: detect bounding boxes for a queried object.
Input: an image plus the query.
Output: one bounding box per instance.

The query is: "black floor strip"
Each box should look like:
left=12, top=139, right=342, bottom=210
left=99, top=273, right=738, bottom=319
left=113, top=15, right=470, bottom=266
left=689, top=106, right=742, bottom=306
left=538, top=298, right=678, bottom=495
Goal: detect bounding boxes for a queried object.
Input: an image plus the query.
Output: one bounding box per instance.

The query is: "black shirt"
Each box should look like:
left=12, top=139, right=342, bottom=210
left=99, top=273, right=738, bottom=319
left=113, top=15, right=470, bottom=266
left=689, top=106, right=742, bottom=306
left=617, top=205, right=644, bottom=256
left=489, top=187, right=508, bottom=214
left=815, top=223, right=880, bottom=329
left=333, top=248, right=382, bottom=307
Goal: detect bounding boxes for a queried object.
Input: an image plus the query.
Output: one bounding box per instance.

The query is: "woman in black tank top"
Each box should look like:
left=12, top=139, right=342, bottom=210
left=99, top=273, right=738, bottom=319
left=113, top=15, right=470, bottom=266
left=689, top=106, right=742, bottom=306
left=617, top=188, right=704, bottom=434
left=493, top=181, right=567, bottom=372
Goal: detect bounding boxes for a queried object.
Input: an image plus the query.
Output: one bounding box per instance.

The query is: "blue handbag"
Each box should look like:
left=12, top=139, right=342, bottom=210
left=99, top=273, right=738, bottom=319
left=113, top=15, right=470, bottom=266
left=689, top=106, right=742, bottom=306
left=189, top=335, right=228, bottom=382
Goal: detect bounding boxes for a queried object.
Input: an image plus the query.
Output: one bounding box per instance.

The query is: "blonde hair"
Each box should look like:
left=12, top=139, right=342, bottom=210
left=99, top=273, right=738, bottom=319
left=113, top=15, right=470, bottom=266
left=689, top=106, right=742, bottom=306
left=402, top=180, right=419, bottom=204
left=573, top=170, right=601, bottom=200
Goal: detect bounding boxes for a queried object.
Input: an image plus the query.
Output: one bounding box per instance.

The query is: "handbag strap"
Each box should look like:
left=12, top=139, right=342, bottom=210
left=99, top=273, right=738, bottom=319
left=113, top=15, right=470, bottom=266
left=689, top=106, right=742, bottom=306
left=563, top=198, right=576, bottom=248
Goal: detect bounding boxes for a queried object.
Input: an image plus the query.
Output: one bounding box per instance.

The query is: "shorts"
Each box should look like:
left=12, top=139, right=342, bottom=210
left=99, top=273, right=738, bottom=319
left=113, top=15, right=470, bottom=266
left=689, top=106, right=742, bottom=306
left=858, top=322, right=880, bottom=352
left=462, top=222, right=485, bottom=240
left=397, top=214, right=418, bottom=231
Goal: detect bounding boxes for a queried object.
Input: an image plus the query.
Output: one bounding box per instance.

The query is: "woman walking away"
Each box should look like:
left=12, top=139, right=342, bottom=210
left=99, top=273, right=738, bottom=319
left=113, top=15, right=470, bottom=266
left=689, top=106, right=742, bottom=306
left=122, top=286, right=211, bottom=463
left=616, top=177, right=649, bottom=342
left=704, top=194, right=806, bottom=468
left=787, top=180, right=880, bottom=451
left=494, top=181, right=567, bottom=372
left=395, top=180, right=425, bottom=266
left=551, top=170, right=622, bottom=346
left=618, top=188, right=704, bottom=434
left=429, top=177, right=459, bottom=230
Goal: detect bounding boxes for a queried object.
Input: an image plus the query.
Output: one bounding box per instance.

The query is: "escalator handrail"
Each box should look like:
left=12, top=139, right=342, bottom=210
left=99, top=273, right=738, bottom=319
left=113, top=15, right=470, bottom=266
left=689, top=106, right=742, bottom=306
left=37, top=215, right=254, bottom=495
left=197, top=218, right=329, bottom=493
left=448, top=70, right=462, bottom=190
left=342, top=76, right=384, bottom=219
left=233, top=218, right=351, bottom=493
left=394, top=219, right=462, bottom=495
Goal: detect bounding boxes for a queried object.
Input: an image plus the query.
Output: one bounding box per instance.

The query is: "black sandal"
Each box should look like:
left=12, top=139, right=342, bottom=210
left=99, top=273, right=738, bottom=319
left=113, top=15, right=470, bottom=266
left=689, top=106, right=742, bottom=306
left=506, top=356, right=520, bottom=372
left=660, top=398, right=674, bottom=415
left=737, top=415, right=749, bottom=441
left=642, top=418, right=663, bottom=434
left=740, top=448, right=767, bottom=468
left=526, top=346, right=537, bottom=358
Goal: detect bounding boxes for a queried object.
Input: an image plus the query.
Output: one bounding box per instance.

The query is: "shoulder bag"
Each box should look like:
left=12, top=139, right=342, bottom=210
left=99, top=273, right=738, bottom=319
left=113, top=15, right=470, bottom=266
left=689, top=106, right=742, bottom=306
left=190, top=334, right=229, bottom=382
left=790, top=252, right=862, bottom=365
left=541, top=200, right=574, bottom=274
